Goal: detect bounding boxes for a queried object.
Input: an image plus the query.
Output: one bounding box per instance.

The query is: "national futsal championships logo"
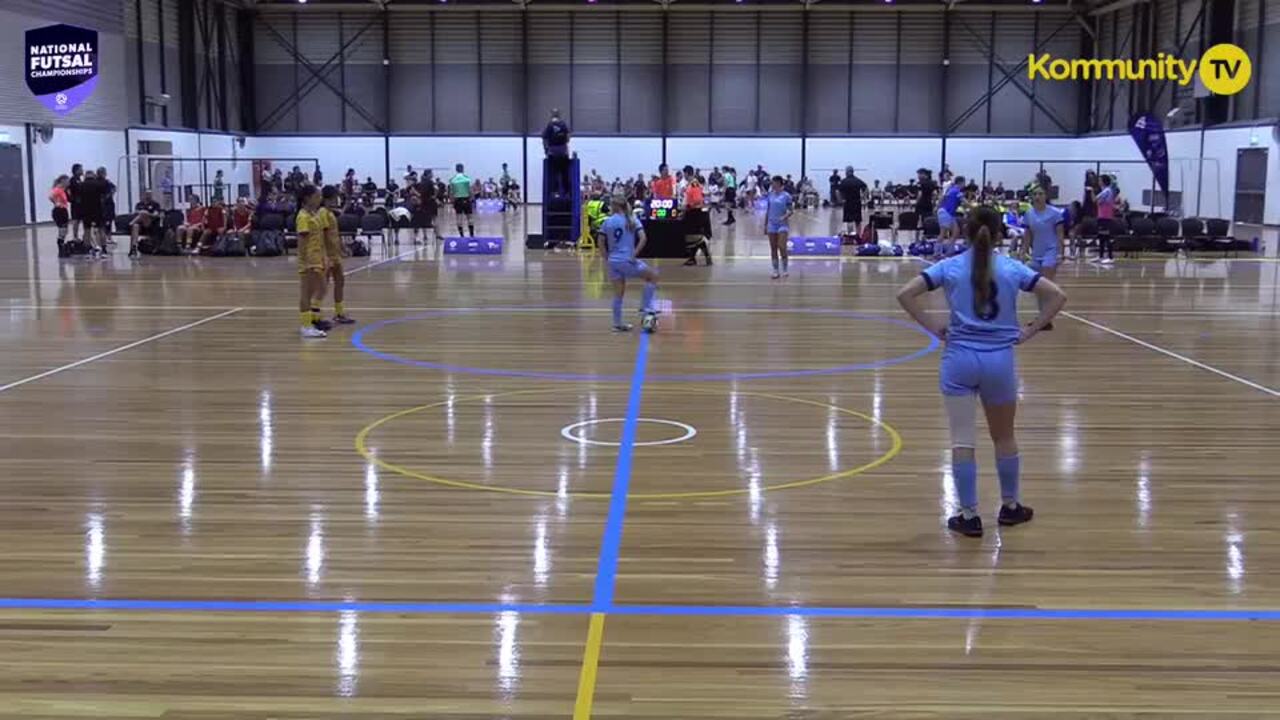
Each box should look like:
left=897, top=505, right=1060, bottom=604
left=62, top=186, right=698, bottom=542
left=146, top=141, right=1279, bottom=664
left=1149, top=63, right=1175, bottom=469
left=1028, top=43, right=1252, bottom=96
left=25, top=24, right=100, bottom=115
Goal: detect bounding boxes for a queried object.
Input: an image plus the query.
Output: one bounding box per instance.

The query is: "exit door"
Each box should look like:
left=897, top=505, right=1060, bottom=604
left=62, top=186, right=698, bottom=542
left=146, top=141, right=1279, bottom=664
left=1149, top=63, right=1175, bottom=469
left=0, top=143, right=24, bottom=226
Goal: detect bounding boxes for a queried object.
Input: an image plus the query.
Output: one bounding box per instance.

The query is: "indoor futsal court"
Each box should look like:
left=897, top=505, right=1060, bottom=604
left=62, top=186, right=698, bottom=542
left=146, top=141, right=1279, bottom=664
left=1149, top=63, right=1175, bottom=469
left=2, top=0, right=1280, bottom=717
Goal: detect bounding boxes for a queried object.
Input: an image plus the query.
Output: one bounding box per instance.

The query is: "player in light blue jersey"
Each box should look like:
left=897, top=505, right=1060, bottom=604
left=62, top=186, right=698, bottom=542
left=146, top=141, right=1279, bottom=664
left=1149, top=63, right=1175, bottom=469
left=937, top=176, right=965, bottom=243
left=897, top=206, right=1067, bottom=538
left=764, top=175, right=793, bottom=279
left=1020, top=185, right=1066, bottom=330
left=598, top=197, right=660, bottom=333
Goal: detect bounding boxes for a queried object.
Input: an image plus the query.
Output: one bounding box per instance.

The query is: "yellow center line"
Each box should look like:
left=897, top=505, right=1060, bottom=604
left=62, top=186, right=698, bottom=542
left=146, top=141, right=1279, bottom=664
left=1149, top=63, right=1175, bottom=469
left=572, top=612, right=608, bottom=720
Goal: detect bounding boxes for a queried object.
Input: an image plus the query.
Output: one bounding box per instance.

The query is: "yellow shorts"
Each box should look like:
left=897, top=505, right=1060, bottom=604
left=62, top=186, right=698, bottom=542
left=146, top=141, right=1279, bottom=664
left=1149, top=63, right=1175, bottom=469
left=297, top=239, right=328, bottom=274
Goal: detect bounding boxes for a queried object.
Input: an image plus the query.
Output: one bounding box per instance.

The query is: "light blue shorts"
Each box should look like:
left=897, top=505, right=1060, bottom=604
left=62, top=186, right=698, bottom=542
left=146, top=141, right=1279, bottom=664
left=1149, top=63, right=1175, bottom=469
left=937, top=208, right=957, bottom=230
left=1029, top=247, right=1058, bottom=271
left=940, top=345, right=1019, bottom=406
left=608, top=258, right=650, bottom=281
left=767, top=220, right=789, bottom=235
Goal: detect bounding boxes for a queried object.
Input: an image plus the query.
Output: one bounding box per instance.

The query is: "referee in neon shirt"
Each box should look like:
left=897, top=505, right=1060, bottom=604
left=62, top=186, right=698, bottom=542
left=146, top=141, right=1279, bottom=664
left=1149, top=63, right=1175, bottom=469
left=449, top=163, right=475, bottom=237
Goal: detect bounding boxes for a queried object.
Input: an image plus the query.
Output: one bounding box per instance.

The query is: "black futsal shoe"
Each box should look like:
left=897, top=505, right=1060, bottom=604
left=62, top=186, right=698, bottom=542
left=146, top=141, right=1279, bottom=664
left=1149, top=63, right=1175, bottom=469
left=1043, top=322, right=1054, bottom=331
left=998, top=503, right=1034, bottom=527
left=947, top=513, right=984, bottom=538
left=611, top=323, right=634, bottom=333
left=313, top=318, right=334, bottom=332
left=683, top=258, right=697, bottom=266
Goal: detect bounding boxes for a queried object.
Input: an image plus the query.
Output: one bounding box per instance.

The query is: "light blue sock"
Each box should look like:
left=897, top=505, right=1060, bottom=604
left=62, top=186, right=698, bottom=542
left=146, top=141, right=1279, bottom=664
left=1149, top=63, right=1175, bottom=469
left=611, top=296, right=623, bottom=326
left=772, top=257, right=779, bottom=270
left=952, top=459, right=978, bottom=517
left=996, top=454, right=1021, bottom=507
left=641, top=283, right=656, bottom=313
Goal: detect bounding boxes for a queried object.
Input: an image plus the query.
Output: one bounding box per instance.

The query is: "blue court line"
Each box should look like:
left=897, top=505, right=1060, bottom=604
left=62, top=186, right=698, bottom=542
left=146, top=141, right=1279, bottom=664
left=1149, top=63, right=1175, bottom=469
left=2, top=597, right=1279, bottom=622
left=590, top=331, right=651, bottom=610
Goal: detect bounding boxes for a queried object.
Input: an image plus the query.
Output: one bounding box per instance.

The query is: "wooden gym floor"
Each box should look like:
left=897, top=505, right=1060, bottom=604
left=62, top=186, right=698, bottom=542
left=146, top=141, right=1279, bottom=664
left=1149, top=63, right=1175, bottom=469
left=0, top=208, right=1277, bottom=718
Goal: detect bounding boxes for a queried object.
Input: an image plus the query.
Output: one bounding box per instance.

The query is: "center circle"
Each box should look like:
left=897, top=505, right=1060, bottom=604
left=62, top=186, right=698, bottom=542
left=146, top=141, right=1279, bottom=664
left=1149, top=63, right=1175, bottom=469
left=350, top=306, right=939, bottom=382
left=355, top=387, right=903, bottom=500
left=560, top=417, right=698, bottom=447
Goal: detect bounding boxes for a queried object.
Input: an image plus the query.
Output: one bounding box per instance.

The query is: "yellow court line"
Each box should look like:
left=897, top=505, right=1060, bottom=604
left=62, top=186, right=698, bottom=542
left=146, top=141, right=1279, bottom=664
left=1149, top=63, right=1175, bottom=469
left=354, top=386, right=903, bottom=500
left=572, top=612, right=607, bottom=720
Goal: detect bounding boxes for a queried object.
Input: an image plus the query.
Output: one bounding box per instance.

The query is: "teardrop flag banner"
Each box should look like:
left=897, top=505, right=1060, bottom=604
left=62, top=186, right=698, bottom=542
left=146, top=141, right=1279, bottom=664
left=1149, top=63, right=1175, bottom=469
left=25, top=24, right=99, bottom=115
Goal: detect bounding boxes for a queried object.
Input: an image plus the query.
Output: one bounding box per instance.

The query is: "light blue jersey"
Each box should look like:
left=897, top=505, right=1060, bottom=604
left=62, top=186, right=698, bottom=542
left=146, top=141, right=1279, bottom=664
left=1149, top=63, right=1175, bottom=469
left=600, top=213, right=642, bottom=263
left=921, top=250, right=1041, bottom=351
left=1022, top=204, right=1063, bottom=256
left=765, top=191, right=792, bottom=226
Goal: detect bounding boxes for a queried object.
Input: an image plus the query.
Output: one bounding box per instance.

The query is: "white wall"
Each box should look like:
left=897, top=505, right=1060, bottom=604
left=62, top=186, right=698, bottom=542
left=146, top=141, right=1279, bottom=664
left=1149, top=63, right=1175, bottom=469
left=1072, top=126, right=1280, bottom=223
left=0, top=124, right=31, bottom=224
left=392, top=136, right=522, bottom=187
left=244, top=135, right=385, bottom=190
left=30, top=127, right=125, bottom=221
left=668, top=137, right=802, bottom=184
left=807, top=137, right=939, bottom=195
left=523, top=136, right=662, bottom=203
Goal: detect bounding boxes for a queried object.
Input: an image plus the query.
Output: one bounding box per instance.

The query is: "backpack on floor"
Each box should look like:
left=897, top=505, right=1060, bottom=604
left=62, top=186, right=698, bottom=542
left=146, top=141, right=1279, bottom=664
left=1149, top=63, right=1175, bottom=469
left=212, top=232, right=246, bottom=257
left=859, top=224, right=876, bottom=245
left=64, top=239, right=92, bottom=256
left=856, top=243, right=881, bottom=257
left=147, top=229, right=181, bottom=256
left=251, top=229, right=284, bottom=257
left=349, top=238, right=370, bottom=257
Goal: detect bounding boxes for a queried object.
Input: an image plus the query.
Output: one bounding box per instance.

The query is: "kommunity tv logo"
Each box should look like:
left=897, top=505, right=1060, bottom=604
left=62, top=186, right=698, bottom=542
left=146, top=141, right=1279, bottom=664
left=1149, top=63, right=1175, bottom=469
left=1028, top=43, right=1252, bottom=96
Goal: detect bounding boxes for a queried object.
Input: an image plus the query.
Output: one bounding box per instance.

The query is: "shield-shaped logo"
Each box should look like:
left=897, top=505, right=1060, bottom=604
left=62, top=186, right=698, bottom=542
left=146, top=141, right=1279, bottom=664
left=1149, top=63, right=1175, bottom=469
left=25, top=24, right=99, bottom=115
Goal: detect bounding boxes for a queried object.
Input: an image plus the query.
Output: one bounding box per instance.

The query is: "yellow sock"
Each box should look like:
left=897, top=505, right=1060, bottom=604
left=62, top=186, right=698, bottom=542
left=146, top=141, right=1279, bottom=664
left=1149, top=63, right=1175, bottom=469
left=335, top=302, right=345, bottom=316
left=300, top=311, right=313, bottom=326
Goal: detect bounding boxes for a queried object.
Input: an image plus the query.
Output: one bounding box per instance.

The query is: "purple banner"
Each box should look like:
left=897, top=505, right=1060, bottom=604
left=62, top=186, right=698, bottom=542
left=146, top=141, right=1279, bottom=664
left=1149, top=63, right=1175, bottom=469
left=787, top=236, right=842, bottom=256
left=443, top=236, right=504, bottom=255
left=1128, top=113, right=1170, bottom=195
left=26, top=24, right=99, bottom=115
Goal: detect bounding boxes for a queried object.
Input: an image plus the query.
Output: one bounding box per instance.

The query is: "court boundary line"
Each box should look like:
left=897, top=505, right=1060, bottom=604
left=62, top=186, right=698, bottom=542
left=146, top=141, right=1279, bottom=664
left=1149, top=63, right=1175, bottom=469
left=1062, top=310, right=1279, bottom=398
left=0, top=308, right=242, bottom=394
left=1, top=597, right=1279, bottom=621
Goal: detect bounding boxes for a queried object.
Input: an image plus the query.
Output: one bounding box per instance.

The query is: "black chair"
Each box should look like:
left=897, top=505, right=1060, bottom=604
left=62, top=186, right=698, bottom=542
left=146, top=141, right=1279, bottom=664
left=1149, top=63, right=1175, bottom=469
left=1120, top=216, right=1156, bottom=257
left=163, top=209, right=185, bottom=230
left=1180, top=217, right=1208, bottom=251
left=1201, top=218, right=1244, bottom=256
left=1154, top=216, right=1182, bottom=253
left=338, top=213, right=361, bottom=238
left=255, top=212, right=285, bottom=231
left=359, top=212, right=387, bottom=245
left=112, top=214, right=134, bottom=235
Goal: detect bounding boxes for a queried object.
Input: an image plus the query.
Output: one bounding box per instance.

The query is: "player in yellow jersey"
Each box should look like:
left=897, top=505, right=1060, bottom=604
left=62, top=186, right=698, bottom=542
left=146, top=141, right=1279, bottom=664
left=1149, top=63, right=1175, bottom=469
left=296, top=185, right=331, bottom=339
left=321, top=185, right=355, bottom=325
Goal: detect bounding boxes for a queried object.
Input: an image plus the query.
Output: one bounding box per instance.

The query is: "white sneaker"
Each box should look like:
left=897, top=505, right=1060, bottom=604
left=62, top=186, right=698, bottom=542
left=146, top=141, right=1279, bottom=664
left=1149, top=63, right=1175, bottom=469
left=1100, top=258, right=1114, bottom=265
left=771, top=269, right=781, bottom=279
left=301, top=326, right=327, bottom=339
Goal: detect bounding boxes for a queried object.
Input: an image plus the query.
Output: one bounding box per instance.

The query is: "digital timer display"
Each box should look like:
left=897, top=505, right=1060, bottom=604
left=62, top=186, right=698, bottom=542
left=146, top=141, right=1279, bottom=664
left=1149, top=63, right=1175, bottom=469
left=647, top=198, right=676, bottom=221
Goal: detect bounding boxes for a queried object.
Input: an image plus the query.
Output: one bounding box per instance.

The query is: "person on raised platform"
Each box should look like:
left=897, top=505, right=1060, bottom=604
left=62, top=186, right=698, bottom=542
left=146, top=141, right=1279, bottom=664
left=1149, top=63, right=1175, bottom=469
left=542, top=109, right=572, bottom=199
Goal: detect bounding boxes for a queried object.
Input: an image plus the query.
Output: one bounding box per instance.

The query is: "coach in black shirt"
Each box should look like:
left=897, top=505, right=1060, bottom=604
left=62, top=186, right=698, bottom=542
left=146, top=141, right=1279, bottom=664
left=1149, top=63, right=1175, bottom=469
left=838, top=167, right=868, bottom=234
left=128, top=191, right=163, bottom=258
left=914, top=168, right=937, bottom=220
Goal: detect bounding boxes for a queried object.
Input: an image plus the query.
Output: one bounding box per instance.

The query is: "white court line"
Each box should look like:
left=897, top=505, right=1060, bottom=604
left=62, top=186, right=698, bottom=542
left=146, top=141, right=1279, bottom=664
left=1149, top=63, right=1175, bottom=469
left=343, top=247, right=420, bottom=276
left=1062, top=310, right=1280, bottom=398
left=0, top=308, right=242, bottom=395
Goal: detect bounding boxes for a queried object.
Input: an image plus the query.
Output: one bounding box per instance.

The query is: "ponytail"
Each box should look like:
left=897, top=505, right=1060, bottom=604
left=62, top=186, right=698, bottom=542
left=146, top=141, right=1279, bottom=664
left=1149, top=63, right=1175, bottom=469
left=612, top=198, right=635, bottom=232
left=966, top=206, right=1000, bottom=319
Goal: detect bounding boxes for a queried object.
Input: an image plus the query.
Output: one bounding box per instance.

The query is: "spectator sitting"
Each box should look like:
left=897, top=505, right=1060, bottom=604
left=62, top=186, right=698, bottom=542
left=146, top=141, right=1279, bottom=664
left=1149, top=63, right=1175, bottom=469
left=197, top=200, right=227, bottom=254
left=231, top=197, right=254, bottom=238
left=128, top=190, right=163, bottom=258
left=178, top=195, right=207, bottom=252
